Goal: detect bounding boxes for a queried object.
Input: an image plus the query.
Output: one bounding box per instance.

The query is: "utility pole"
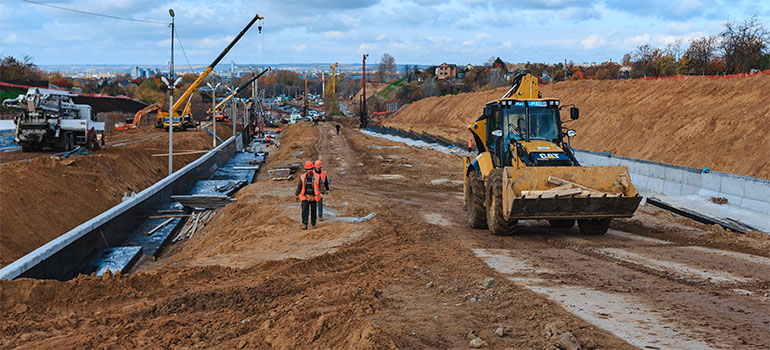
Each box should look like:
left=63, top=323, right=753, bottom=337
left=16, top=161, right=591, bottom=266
left=360, top=54, right=369, bottom=128
left=206, top=82, right=221, bottom=147
left=330, top=62, right=338, bottom=115
left=303, top=74, right=309, bottom=120
left=168, top=9, right=175, bottom=175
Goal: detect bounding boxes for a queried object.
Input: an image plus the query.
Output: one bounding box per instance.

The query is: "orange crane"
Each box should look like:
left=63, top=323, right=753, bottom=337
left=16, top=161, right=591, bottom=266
left=156, top=13, right=263, bottom=130
left=114, top=102, right=162, bottom=131
left=329, top=62, right=338, bottom=115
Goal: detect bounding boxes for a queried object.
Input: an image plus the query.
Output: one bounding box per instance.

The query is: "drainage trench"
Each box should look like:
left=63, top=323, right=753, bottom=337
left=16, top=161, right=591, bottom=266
left=0, top=130, right=268, bottom=281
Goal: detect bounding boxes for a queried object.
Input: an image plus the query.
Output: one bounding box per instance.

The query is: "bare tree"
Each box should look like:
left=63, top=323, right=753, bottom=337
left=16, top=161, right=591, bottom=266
left=486, top=68, right=507, bottom=88
left=634, top=44, right=655, bottom=77
left=684, top=35, right=719, bottom=75
left=378, top=53, right=397, bottom=83
left=421, top=76, right=438, bottom=97
left=665, top=39, right=684, bottom=60
left=720, top=15, right=769, bottom=73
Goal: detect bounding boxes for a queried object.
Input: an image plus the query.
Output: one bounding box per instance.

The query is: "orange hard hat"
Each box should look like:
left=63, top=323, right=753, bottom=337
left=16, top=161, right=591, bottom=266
left=304, top=161, right=314, bottom=170
left=314, top=160, right=322, bottom=168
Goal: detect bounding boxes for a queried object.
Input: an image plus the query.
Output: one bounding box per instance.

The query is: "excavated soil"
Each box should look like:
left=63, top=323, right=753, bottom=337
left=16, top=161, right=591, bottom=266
left=2, top=122, right=769, bottom=349
left=384, top=74, right=770, bottom=179
left=0, top=124, right=237, bottom=267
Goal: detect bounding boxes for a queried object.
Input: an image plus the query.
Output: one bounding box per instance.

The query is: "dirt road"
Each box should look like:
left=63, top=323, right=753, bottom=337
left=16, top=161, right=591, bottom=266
left=2, top=122, right=768, bottom=349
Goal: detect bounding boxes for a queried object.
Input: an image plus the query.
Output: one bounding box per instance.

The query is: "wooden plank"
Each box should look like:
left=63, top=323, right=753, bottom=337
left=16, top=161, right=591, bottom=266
left=149, top=214, right=191, bottom=219
left=145, top=218, right=174, bottom=235
left=522, top=187, right=582, bottom=198
left=157, top=209, right=185, bottom=214
left=547, top=176, right=618, bottom=195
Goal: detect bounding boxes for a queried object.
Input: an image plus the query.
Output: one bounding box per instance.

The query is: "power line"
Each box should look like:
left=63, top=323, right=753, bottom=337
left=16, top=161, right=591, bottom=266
left=21, top=0, right=168, bottom=25
left=174, top=27, right=194, bottom=73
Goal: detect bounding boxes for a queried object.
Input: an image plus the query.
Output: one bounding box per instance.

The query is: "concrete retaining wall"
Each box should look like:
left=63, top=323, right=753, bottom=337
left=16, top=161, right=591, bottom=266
left=0, top=131, right=251, bottom=281
left=574, top=149, right=770, bottom=215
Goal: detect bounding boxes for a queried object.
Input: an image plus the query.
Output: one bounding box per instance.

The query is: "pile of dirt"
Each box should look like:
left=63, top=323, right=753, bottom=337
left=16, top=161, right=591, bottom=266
left=0, top=126, right=235, bottom=267
left=384, top=74, right=770, bottom=179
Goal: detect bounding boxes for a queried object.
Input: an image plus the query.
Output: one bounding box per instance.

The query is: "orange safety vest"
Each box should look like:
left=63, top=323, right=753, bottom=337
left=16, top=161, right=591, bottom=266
left=299, top=171, right=321, bottom=201
left=317, top=169, right=327, bottom=184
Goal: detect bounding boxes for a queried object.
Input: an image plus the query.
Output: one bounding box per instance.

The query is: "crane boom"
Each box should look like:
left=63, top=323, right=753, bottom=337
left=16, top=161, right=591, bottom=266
left=164, top=14, right=263, bottom=116
left=213, top=67, right=271, bottom=112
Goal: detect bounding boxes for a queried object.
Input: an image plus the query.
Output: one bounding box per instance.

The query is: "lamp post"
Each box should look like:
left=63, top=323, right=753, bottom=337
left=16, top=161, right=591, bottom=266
left=206, top=82, right=221, bottom=147
left=164, top=8, right=178, bottom=175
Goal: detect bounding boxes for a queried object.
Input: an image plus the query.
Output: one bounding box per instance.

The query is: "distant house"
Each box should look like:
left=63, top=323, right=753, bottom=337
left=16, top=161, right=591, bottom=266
left=464, top=64, right=474, bottom=71
left=436, top=63, right=457, bottom=80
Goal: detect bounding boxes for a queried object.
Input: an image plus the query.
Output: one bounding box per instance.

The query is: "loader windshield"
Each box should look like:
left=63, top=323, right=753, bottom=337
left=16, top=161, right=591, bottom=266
left=504, top=105, right=559, bottom=143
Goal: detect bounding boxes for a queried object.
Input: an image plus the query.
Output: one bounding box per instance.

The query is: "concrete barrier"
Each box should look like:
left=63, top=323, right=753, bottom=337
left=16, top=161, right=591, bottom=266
left=574, top=149, right=770, bottom=215
left=0, top=131, right=250, bottom=281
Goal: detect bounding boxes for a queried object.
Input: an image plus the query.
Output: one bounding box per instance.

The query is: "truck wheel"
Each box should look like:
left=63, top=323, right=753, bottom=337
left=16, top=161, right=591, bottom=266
left=465, top=169, right=486, bottom=229
left=485, top=169, right=517, bottom=235
left=578, top=219, right=611, bottom=235
left=64, top=133, right=74, bottom=151
left=549, top=219, right=575, bottom=229
left=21, top=142, right=33, bottom=152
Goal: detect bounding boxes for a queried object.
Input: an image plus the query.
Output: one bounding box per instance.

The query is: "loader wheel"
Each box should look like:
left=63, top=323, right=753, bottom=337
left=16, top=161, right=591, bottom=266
left=485, top=169, right=517, bottom=235
left=578, top=219, right=611, bottom=235
left=465, top=169, right=487, bottom=229
left=20, top=142, right=33, bottom=152
left=549, top=219, right=575, bottom=229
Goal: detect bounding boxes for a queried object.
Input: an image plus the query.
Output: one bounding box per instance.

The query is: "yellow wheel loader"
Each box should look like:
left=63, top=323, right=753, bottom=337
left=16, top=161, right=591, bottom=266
left=463, top=73, right=642, bottom=235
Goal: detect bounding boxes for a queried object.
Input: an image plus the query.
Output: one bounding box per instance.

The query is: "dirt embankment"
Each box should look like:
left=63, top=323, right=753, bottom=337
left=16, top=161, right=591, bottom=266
left=384, top=74, right=770, bottom=179
left=0, top=126, right=235, bottom=267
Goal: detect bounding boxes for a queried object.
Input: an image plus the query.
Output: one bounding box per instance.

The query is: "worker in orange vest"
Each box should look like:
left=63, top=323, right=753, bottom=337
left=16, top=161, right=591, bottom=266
left=295, top=161, right=321, bottom=229
left=314, top=160, right=330, bottom=221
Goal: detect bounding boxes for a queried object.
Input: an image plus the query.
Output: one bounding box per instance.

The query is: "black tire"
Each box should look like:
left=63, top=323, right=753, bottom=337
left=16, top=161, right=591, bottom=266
left=578, top=219, right=611, bottom=235
left=20, top=142, right=33, bottom=152
left=549, top=219, right=576, bottom=229
left=485, top=169, right=517, bottom=235
left=465, top=169, right=487, bottom=229
left=65, top=133, right=74, bottom=151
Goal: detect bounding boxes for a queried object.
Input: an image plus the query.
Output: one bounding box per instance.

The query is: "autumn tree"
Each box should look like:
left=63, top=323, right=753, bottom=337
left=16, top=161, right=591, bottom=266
left=377, top=53, right=396, bottom=83
left=720, top=15, right=769, bottom=73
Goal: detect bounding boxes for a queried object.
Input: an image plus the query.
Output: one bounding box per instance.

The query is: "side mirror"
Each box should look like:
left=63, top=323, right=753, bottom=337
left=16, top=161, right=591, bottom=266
left=570, top=107, right=579, bottom=120
left=567, top=129, right=577, bottom=137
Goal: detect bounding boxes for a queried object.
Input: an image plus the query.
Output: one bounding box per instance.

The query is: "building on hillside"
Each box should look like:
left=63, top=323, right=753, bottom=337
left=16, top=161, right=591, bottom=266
left=131, top=66, right=160, bottom=79
left=436, top=63, right=457, bottom=80
left=464, top=64, right=474, bottom=71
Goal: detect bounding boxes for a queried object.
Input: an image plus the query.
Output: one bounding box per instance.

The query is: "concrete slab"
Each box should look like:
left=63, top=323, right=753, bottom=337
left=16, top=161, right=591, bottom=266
left=654, top=194, right=770, bottom=234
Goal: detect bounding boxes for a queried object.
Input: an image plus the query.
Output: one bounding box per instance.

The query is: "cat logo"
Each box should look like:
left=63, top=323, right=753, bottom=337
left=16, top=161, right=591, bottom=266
left=538, top=153, right=561, bottom=159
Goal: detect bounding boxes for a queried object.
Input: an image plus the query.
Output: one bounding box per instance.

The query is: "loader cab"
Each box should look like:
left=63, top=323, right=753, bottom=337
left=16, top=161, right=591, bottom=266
left=486, top=99, right=571, bottom=167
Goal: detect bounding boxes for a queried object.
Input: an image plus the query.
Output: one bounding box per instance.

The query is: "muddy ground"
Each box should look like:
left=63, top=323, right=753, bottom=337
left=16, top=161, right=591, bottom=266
left=1, top=121, right=768, bottom=349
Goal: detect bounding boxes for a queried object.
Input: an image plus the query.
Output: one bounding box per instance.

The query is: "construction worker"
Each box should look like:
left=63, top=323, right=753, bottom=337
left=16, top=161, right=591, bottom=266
left=335, top=124, right=341, bottom=135
left=295, top=161, right=321, bottom=229
left=314, top=160, right=330, bottom=221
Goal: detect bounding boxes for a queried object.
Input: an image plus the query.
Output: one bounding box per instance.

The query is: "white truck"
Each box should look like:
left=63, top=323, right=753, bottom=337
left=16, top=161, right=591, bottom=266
left=2, top=87, right=105, bottom=152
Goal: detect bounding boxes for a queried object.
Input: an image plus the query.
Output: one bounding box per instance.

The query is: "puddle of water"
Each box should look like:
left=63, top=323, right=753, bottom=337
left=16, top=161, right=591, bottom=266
left=597, top=248, right=751, bottom=283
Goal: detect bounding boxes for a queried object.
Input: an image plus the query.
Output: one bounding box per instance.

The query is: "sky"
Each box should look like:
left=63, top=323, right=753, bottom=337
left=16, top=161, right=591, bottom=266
left=1, top=0, right=769, bottom=67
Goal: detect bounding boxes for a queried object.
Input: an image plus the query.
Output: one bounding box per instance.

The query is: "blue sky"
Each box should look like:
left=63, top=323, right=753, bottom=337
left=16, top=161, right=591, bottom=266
left=1, top=0, right=768, bottom=66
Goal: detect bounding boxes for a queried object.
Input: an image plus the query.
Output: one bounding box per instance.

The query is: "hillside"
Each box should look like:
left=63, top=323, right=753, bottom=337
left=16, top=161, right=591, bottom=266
left=383, top=74, right=770, bottom=179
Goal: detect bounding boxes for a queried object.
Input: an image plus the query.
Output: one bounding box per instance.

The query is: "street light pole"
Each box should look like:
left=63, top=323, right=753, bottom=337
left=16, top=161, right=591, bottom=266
left=168, top=9, right=175, bottom=175
left=207, top=82, right=221, bottom=147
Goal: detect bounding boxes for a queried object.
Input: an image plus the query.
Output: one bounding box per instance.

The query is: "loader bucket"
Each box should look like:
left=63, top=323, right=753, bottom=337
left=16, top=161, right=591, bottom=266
left=501, top=166, right=642, bottom=220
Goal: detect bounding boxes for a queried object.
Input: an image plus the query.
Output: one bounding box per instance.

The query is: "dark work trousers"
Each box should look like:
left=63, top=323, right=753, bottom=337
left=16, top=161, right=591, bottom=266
left=301, top=200, right=317, bottom=226
left=317, top=198, right=324, bottom=219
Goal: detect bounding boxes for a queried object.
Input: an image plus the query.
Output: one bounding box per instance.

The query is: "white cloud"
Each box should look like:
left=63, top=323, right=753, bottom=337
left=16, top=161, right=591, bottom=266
left=292, top=44, right=306, bottom=51
left=3, top=33, right=18, bottom=44
left=581, top=34, right=606, bottom=49
left=376, top=34, right=387, bottom=41
left=623, top=34, right=651, bottom=47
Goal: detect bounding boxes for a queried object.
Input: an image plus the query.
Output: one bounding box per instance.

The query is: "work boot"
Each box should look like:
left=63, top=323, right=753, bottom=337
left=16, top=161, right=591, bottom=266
left=319, top=217, right=324, bottom=221
left=302, top=224, right=308, bottom=230
left=312, top=224, right=316, bottom=229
